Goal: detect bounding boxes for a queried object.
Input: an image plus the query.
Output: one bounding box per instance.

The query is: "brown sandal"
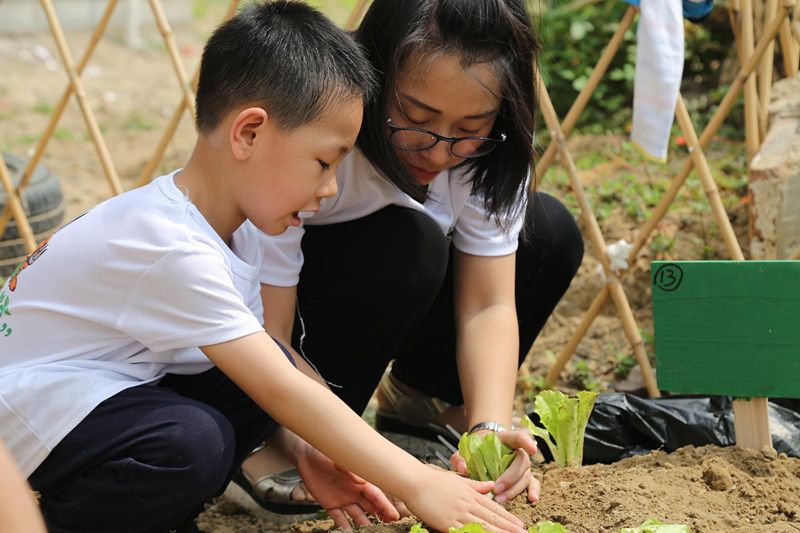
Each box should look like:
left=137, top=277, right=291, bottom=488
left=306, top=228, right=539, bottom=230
left=374, top=370, right=460, bottom=445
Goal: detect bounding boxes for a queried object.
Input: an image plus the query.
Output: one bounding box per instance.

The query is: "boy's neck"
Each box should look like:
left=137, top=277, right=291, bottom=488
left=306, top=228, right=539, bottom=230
left=175, top=136, right=244, bottom=245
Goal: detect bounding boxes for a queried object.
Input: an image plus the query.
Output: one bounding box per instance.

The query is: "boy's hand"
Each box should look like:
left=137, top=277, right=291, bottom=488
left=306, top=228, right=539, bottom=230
left=295, top=445, right=400, bottom=528
left=450, top=429, right=541, bottom=504
left=402, top=465, right=527, bottom=533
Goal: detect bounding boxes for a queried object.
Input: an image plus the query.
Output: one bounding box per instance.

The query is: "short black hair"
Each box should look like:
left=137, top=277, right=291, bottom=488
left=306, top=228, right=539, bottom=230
left=196, top=0, right=375, bottom=132
left=355, top=0, right=538, bottom=225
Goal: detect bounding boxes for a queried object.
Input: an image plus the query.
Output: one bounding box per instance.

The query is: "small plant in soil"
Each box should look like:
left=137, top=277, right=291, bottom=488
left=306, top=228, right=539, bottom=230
left=521, top=390, right=599, bottom=467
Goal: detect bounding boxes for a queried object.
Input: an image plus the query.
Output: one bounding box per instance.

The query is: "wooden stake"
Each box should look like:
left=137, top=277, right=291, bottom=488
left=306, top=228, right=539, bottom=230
left=547, top=9, right=792, bottom=384
left=732, top=397, right=773, bottom=450
left=344, top=0, right=370, bottom=30
left=148, top=0, right=196, bottom=120
left=39, top=0, right=124, bottom=196
left=0, top=0, right=118, bottom=238
left=674, top=97, right=745, bottom=260
left=137, top=0, right=240, bottom=186
left=628, top=5, right=790, bottom=267
left=779, top=18, right=800, bottom=76
left=758, top=0, right=778, bottom=138
left=537, top=74, right=659, bottom=398
left=0, top=154, right=36, bottom=255
left=534, top=6, right=636, bottom=183
left=741, top=0, right=762, bottom=159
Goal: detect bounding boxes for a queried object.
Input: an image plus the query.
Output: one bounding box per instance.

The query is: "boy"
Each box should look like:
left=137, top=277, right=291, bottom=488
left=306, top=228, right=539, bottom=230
left=0, top=2, right=527, bottom=532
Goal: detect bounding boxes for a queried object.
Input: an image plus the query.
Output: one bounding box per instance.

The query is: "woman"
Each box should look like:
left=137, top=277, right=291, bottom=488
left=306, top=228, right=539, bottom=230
left=236, top=0, right=584, bottom=515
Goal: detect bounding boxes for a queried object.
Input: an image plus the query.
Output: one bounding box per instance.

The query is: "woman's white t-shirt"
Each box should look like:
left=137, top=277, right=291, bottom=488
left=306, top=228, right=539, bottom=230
left=245, top=149, right=526, bottom=287
left=0, top=173, right=264, bottom=476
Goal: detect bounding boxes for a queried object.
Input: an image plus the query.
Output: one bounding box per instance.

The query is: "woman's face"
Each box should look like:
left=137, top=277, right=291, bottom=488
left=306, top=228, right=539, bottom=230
left=387, top=53, right=503, bottom=185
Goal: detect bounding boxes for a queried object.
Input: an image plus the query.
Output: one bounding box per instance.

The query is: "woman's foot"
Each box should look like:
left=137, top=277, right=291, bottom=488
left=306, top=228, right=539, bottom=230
left=234, top=447, right=320, bottom=514
left=374, top=370, right=468, bottom=442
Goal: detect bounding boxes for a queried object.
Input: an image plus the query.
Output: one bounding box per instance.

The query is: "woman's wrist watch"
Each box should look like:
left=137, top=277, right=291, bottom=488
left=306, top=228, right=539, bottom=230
left=468, top=421, right=507, bottom=434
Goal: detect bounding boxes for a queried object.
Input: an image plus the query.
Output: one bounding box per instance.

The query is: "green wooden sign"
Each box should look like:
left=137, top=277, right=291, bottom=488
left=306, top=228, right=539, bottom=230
left=651, top=260, right=800, bottom=399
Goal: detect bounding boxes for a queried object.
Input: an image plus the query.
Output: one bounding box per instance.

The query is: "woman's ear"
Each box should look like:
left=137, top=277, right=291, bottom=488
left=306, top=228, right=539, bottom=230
left=230, top=107, right=268, bottom=160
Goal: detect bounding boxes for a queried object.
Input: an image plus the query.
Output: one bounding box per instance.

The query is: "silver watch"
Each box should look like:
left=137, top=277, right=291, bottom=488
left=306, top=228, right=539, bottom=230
left=468, top=421, right=507, bottom=434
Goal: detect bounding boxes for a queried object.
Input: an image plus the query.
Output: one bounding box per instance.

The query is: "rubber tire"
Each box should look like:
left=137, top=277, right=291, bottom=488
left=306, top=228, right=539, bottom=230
left=0, top=152, right=65, bottom=275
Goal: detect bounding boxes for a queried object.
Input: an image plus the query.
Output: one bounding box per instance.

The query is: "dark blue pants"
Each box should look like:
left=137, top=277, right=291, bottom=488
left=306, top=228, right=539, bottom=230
left=28, top=364, right=279, bottom=533
left=294, top=191, right=584, bottom=414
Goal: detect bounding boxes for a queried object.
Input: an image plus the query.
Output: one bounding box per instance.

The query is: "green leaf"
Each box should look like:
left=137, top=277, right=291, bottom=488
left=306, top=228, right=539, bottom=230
left=458, top=432, right=515, bottom=481
left=409, top=524, right=430, bottom=533
left=521, top=390, right=598, bottom=467
left=616, top=518, right=690, bottom=532
left=449, top=523, right=491, bottom=533
left=529, top=521, right=573, bottom=533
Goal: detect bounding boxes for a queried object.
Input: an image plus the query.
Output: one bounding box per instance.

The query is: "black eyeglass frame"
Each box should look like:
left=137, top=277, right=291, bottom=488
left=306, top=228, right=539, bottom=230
left=385, top=117, right=507, bottom=159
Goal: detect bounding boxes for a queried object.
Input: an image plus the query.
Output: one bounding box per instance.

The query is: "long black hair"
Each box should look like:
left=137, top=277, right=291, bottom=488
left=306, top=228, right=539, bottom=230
left=196, top=0, right=375, bottom=132
left=354, top=0, right=538, bottom=225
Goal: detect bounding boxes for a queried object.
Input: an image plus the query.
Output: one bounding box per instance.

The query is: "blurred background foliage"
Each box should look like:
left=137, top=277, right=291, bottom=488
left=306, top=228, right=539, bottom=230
left=529, top=0, right=750, bottom=136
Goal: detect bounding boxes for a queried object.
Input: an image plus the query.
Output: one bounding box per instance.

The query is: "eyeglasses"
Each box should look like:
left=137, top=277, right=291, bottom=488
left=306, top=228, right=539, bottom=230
left=386, top=118, right=507, bottom=159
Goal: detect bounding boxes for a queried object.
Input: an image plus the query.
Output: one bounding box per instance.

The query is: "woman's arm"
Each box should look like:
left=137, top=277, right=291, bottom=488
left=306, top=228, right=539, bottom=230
left=452, top=250, right=519, bottom=429
left=452, top=250, right=540, bottom=504
left=260, top=283, right=327, bottom=387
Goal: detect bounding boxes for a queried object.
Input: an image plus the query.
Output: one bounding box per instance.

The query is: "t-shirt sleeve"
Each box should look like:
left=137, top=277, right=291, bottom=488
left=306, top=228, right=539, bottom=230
left=452, top=188, right=527, bottom=257
left=254, top=225, right=305, bottom=287
left=117, top=244, right=263, bottom=352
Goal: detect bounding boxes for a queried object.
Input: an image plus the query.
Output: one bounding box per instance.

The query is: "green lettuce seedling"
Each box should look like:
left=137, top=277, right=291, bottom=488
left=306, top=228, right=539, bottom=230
left=617, top=518, right=690, bottom=533
left=408, top=524, right=429, bottom=533
left=520, top=389, right=598, bottom=467
left=529, top=521, right=572, bottom=532
left=457, top=432, right=516, bottom=481
left=448, top=524, right=493, bottom=533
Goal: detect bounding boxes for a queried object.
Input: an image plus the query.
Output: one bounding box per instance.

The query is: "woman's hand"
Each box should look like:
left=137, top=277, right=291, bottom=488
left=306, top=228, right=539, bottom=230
left=295, top=445, right=400, bottom=528
left=450, top=429, right=540, bottom=504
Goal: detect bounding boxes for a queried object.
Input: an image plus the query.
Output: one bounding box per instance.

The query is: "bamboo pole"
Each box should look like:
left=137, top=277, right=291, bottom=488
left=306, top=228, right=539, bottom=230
left=779, top=18, right=800, bottom=76
left=0, top=0, right=119, bottom=238
left=758, top=0, right=778, bottom=138
left=0, top=154, right=36, bottom=255
left=549, top=8, right=792, bottom=380
left=536, top=74, right=659, bottom=398
left=344, top=0, right=370, bottom=30
left=137, top=0, right=240, bottom=186
left=534, top=6, right=636, bottom=184
left=148, top=0, right=196, bottom=121
left=674, top=97, right=745, bottom=260
left=742, top=0, right=762, bottom=159
left=627, top=6, right=790, bottom=266
left=39, top=0, right=124, bottom=195
left=545, top=285, right=609, bottom=386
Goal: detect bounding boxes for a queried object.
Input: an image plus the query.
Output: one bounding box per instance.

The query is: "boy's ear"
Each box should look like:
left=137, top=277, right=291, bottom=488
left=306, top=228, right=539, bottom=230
left=230, top=107, right=269, bottom=160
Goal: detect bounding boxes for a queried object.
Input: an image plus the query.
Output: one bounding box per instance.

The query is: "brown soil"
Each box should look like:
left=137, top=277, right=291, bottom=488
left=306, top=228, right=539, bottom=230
left=3, top=17, right=797, bottom=533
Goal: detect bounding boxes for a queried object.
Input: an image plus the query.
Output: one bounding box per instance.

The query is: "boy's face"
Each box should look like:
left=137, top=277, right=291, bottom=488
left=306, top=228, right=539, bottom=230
left=239, top=97, right=363, bottom=236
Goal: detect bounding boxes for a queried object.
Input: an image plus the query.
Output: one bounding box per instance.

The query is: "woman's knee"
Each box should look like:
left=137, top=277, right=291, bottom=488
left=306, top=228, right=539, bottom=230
left=524, top=191, right=584, bottom=276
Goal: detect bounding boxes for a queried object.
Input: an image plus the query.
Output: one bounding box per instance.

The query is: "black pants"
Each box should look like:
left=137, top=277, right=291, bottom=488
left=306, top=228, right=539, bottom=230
left=293, top=192, right=584, bottom=415
left=28, top=345, right=294, bottom=532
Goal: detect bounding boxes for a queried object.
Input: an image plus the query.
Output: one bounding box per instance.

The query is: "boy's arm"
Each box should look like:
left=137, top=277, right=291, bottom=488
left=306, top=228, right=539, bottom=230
left=202, top=332, right=525, bottom=533
left=0, top=441, right=47, bottom=532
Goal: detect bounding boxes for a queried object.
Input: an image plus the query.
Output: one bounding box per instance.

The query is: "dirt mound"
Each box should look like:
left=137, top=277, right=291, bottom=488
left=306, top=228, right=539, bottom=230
left=196, top=444, right=800, bottom=532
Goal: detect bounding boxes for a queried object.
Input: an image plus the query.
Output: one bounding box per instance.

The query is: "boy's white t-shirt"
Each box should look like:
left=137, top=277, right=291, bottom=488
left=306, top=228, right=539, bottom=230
left=0, top=172, right=264, bottom=476
left=243, top=149, right=527, bottom=287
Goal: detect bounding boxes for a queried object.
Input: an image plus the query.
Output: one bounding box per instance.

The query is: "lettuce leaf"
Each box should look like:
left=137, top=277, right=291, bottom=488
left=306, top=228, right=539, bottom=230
left=529, top=521, right=573, bottom=532
left=616, top=518, right=690, bottom=532
left=409, top=525, right=430, bottom=533
left=448, top=524, right=493, bottom=533
left=521, top=390, right=598, bottom=467
left=457, top=432, right=516, bottom=481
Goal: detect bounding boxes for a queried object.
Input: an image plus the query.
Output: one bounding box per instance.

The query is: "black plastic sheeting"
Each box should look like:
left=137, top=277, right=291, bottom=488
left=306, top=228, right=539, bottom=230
left=527, top=393, right=800, bottom=465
